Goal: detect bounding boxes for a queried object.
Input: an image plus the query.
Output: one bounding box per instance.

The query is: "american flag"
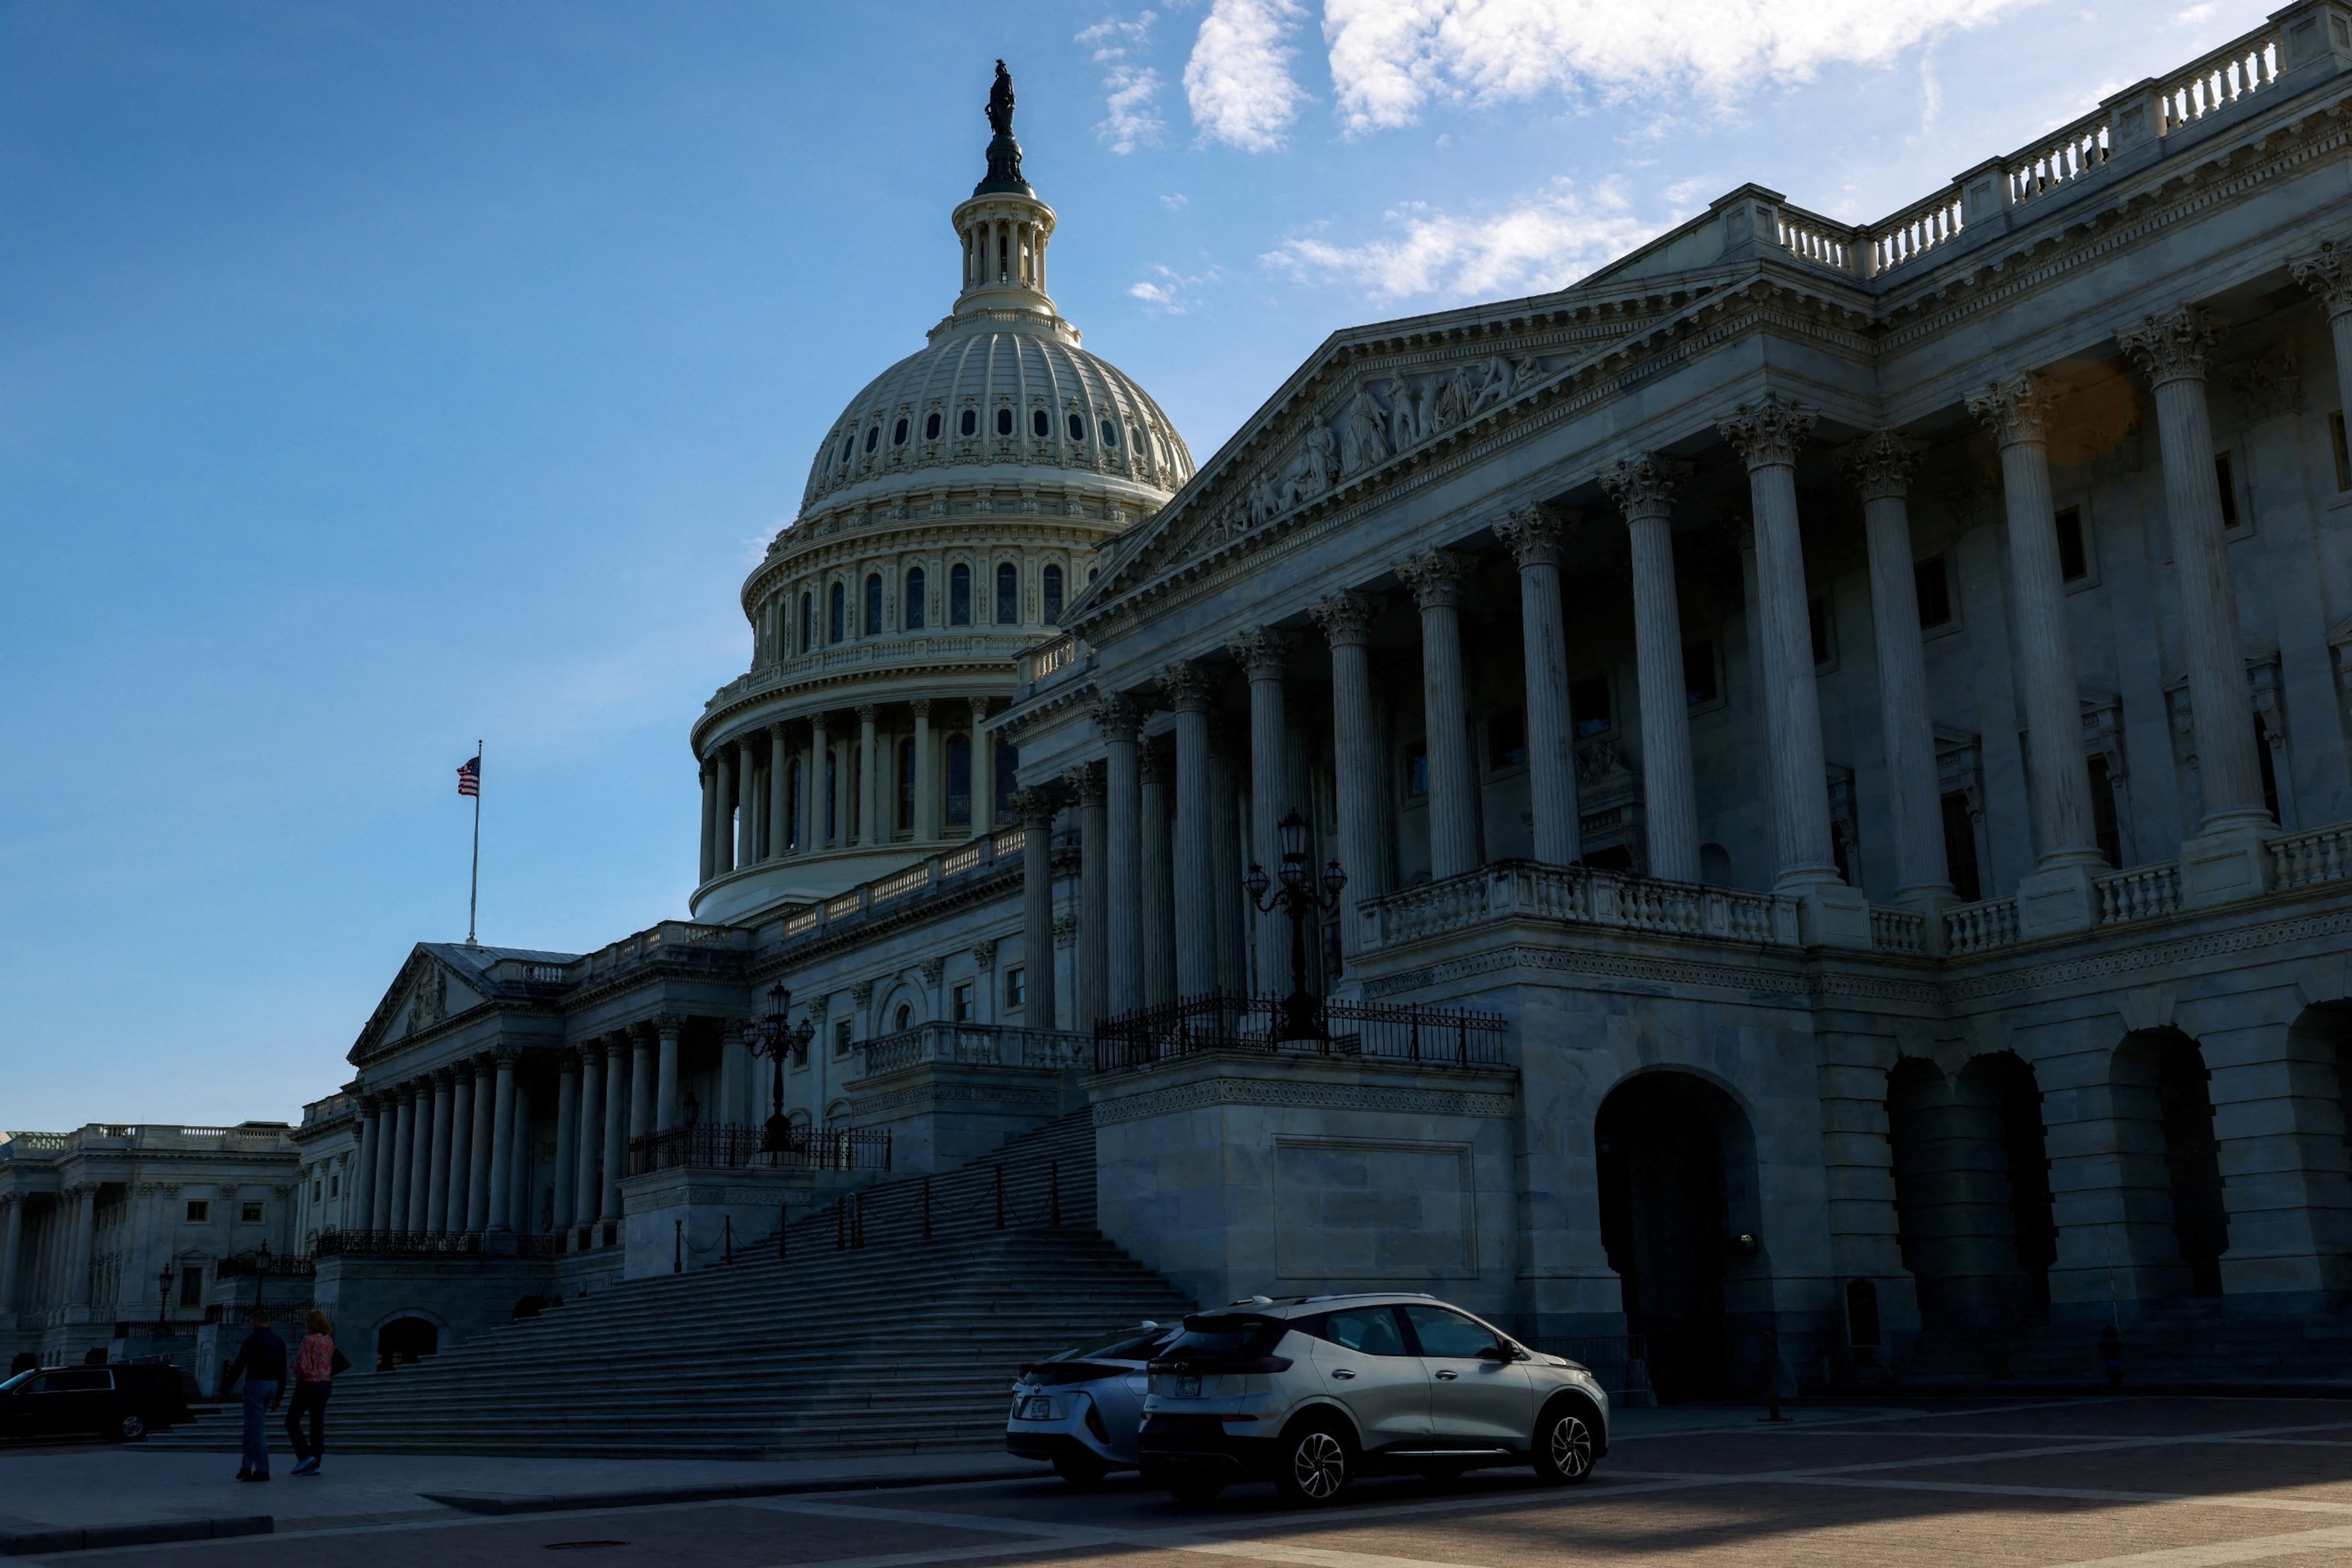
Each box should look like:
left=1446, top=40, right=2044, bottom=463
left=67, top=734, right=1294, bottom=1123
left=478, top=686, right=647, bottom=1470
left=456, top=755, right=481, bottom=798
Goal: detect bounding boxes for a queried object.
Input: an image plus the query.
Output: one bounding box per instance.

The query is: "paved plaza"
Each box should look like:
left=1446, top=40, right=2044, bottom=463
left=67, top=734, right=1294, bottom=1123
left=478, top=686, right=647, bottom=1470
left=7, top=1397, right=2352, bottom=1565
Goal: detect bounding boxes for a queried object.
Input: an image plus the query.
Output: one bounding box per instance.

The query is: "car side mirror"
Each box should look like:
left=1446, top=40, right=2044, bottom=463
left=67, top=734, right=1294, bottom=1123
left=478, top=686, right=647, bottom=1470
left=1478, top=1344, right=1513, bottom=1363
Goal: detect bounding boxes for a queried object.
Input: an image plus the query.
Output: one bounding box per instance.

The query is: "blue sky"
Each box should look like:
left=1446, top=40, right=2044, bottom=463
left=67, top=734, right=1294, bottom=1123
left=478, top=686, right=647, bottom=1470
left=0, top=0, right=2275, bottom=1129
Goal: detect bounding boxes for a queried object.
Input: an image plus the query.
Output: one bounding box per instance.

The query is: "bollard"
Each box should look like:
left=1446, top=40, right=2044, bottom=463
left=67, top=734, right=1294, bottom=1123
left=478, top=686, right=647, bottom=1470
left=722, top=1214, right=733, bottom=1266
left=673, top=1218, right=683, bottom=1276
left=1761, top=1323, right=1788, bottom=1423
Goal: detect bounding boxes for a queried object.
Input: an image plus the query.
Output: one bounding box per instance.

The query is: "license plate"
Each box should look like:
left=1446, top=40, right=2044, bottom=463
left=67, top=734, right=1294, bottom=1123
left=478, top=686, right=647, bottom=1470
left=1019, top=1396, right=1053, bottom=1420
left=1177, top=1374, right=1200, bottom=1397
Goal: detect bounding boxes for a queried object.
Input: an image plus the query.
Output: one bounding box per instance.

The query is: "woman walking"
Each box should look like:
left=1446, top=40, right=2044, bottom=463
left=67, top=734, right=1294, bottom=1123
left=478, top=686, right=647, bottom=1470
left=285, top=1311, right=341, bottom=1476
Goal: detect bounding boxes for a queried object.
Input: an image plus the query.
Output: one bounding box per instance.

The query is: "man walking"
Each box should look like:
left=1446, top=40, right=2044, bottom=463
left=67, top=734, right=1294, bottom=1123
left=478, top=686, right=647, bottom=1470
left=220, top=1308, right=286, bottom=1481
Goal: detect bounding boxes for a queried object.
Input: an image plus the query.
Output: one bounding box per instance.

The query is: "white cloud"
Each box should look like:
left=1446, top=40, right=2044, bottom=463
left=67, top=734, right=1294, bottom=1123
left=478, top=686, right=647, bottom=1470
left=1185, top=0, right=1312, bottom=151
left=1262, top=178, right=1663, bottom=301
left=1318, top=0, right=2043, bottom=134
left=1160, top=191, right=1190, bottom=211
left=1129, top=263, right=1220, bottom=314
left=1081, top=12, right=1168, bottom=153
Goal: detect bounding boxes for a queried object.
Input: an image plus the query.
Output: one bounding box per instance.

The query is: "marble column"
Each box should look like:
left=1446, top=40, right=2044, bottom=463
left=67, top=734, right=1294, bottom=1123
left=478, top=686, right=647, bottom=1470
left=407, top=1078, right=435, bottom=1231
left=425, top=1071, right=454, bottom=1233
left=1968, top=375, right=2103, bottom=874
left=1071, top=763, right=1108, bottom=1027
left=1140, top=741, right=1175, bottom=1006
left=1100, top=698, right=1144, bottom=1017
left=388, top=1086, right=416, bottom=1233
left=1720, top=395, right=1841, bottom=891
left=737, top=737, right=760, bottom=866
left=1309, top=590, right=1390, bottom=959
left=507, top=1074, right=534, bottom=1234
left=1601, top=456, right=1701, bottom=882
left=599, top=1035, right=628, bottom=1227
left=0, top=1198, right=21, bottom=1315
left=1399, top=551, right=1481, bottom=880
left=445, top=1072, right=472, bottom=1233
left=466, top=1057, right=495, bottom=1230
left=1018, top=787, right=1060, bottom=1028
left=629, top=1026, right=655, bottom=1141
left=552, top=1053, right=578, bottom=1232
left=714, top=746, right=736, bottom=876
left=1158, top=663, right=1217, bottom=996
left=858, top=704, right=880, bottom=846
left=811, top=712, right=832, bottom=847
left=698, top=760, right=717, bottom=883
left=1491, top=508, right=1581, bottom=867
left=64, top=1187, right=95, bottom=1309
left=2294, top=240, right=2352, bottom=454
left=655, top=1017, right=683, bottom=1132
left=572, top=1047, right=600, bottom=1234
left=768, top=724, right=791, bottom=859
left=1847, top=432, right=1953, bottom=906
left=971, top=698, right=995, bottom=830
left=352, top=1099, right=380, bottom=1234
left=1208, top=727, right=1249, bottom=995
left=912, top=699, right=936, bottom=841
left=1230, top=629, right=1292, bottom=990
left=485, top=1053, right=517, bottom=1233
left=720, top=1021, right=750, bottom=1126
left=2119, top=307, right=2266, bottom=829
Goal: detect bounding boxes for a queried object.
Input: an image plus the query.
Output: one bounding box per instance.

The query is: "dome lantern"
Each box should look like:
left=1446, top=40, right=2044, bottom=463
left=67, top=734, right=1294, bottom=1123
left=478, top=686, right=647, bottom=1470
left=952, top=60, right=1057, bottom=324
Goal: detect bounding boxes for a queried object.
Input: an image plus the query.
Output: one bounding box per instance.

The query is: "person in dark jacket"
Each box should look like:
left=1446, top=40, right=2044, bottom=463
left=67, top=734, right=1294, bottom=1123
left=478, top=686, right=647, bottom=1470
left=220, top=1309, right=286, bottom=1481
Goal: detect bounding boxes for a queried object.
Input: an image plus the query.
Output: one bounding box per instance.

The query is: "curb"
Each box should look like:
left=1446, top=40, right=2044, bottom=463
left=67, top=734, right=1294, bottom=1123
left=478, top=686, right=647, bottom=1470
left=420, top=1462, right=1035, bottom=1516
left=2, top=1516, right=271, bottom=1558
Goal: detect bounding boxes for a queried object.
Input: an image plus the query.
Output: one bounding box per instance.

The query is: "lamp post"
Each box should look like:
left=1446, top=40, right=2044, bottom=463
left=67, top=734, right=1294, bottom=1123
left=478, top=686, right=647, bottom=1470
left=250, top=1239, right=271, bottom=1318
left=741, top=982, right=817, bottom=1157
left=1244, top=808, right=1348, bottom=1042
left=155, top=1266, right=174, bottom=1338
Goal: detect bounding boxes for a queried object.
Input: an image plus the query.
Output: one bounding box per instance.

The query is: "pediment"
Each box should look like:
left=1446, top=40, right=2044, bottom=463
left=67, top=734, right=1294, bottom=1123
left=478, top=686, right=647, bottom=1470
left=353, top=948, right=485, bottom=1061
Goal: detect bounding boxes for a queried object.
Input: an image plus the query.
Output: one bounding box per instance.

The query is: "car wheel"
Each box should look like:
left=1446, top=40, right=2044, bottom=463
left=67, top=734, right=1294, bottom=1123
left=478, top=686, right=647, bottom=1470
left=107, top=1413, right=146, bottom=1443
left=1532, top=1401, right=1597, bottom=1484
left=1163, top=1475, right=1227, bottom=1504
left=1052, top=1452, right=1109, bottom=1488
left=1273, top=1422, right=1352, bottom=1506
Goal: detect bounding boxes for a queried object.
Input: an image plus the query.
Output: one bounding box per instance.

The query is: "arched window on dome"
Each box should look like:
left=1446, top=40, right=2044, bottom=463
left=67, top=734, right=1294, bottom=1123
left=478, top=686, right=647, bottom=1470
left=864, top=573, right=882, bottom=636
left=944, top=733, right=972, bottom=828
left=864, top=425, right=879, bottom=453
left=949, top=564, right=972, bottom=626
left=892, top=417, right=908, bottom=446
left=828, top=582, right=845, bottom=644
left=1067, top=412, right=1086, bottom=442
left=961, top=409, right=977, bottom=437
left=837, top=434, right=851, bottom=467
left=1101, top=420, right=1119, bottom=447
left=1031, top=409, right=1050, bottom=439
left=799, top=592, right=812, bottom=653
left=904, top=566, right=926, bottom=629
left=897, top=737, right=916, bottom=831
left=1043, top=564, right=1063, bottom=626
left=995, top=408, right=1013, bottom=437
left=924, top=411, right=940, bottom=441
left=995, top=562, right=1018, bottom=625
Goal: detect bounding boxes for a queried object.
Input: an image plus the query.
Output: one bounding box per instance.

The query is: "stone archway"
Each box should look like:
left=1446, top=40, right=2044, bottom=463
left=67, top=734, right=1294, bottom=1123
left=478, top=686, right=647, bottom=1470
left=374, top=1315, right=439, bottom=1370
left=1595, top=1071, right=1762, bottom=1402
left=2114, top=1029, right=2230, bottom=1298
left=1886, top=1054, right=2056, bottom=1331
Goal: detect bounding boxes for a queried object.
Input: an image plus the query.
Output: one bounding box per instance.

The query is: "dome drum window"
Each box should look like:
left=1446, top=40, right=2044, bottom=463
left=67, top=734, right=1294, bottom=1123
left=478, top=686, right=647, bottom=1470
left=864, top=573, right=884, bottom=636
left=1030, top=409, right=1050, bottom=439
left=924, top=411, right=942, bottom=440
left=904, top=565, right=926, bottom=629
left=863, top=425, right=880, bottom=453
left=1067, top=412, right=1086, bottom=442
left=1043, top=564, right=1064, bottom=625
left=1101, top=420, right=1119, bottom=447
left=995, top=407, right=1014, bottom=436
left=961, top=409, right=978, bottom=436
left=892, top=418, right=910, bottom=446
left=949, top=562, right=972, bottom=626
left=995, top=562, right=1019, bottom=625
left=828, top=582, right=846, bottom=644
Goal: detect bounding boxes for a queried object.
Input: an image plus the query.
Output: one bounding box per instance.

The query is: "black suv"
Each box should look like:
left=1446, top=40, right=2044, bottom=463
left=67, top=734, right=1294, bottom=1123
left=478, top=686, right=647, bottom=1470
left=0, top=1364, right=190, bottom=1442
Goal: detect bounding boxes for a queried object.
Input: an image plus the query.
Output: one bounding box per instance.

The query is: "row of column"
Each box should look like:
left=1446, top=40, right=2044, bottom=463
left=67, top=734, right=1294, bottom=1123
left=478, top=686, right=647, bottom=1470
left=350, top=1054, right=522, bottom=1236
left=0, top=1187, right=99, bottom=1315
left=698, top=700, right=1000, bottom=882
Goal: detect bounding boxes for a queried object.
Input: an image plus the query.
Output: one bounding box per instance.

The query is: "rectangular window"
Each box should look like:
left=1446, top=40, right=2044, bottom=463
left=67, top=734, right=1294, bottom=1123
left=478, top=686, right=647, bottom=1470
left=328, top=1174, right=339, bottom=1198
left=995, top=739, right=1018, bottom=825
left=2087, top=756, right=2122, bottom=868
left=1569, top=673, right=1611, bottom=738
left=1005, top=967, right=1026, bottom=1009
left=1913, top=555, right=1953, bottom=629
left=2214, top=451, right=2241, bottom=528
left=1939, top=792, right=1981, bottom=903
left=1808, top=596, right=1835, bottom=667
left=311, top=1180, right=322, bottom=1203
left=1485, top=708, right=1527, bottom=769
left=832, top=1019, right=853, bottom=1059
left=179, top=1268, right=204, bottom=1308
left=240, top=1201, right=263, bottom=1224
left=1405, top=743, right=1429, bottom=799
left=2332, top=412, right=2350, bottom=492
left=952, top=981, right=975, bottom=1022
left=185, top=1200, right=209, bottom=1223
left=897, top=738, right=915, bottom=831
left=1683, top=641, right=1719, bottom=705
left=2054, top=505, right=2089, bottom=582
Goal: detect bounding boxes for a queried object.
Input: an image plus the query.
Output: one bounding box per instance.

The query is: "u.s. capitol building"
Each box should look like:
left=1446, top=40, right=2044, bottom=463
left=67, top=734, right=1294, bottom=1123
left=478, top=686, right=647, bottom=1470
left=15, top=10, right=2352, bottom=1403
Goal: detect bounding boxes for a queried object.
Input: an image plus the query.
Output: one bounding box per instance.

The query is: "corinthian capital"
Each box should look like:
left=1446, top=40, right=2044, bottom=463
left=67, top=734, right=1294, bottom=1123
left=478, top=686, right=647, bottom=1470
left=1307, top=589, right=1375, bottom=647
left=2292, top=239, right=2352, bottom=318
left=1966, top=373, right=2056, bottom=447
left=1717, top=394, right=1817, bottom=469
left=1843, top=430, right=1923, bottom=504
left=1599, top=455, right=1682, bottom=521
left=1092, top=694, right=1142, bottom=742
left=2118, top=305, right=2223, bottom=387
left=1396, top=548, right=1468, bottom=610
left=1011, top=785, right=1060, bottom=826
left=1227, top=628, right=1289, bottom=680
left=1063, top=761, right=1106, bottom=805
left=1490, top=504, right=1567, bottom=570
left=1156, top=660, right=1210, bottom=712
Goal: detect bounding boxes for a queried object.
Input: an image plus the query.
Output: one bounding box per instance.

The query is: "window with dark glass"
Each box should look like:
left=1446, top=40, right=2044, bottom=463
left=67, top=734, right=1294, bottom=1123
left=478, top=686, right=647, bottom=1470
left=1941, top=791, right=1980, bottom=900
left=945, top=733, right=972, bottom=825
left=897, top=737, right=916, bottom=831
left=1914, top=554, right=1953, bottom=629
left=995, top=407, right=1014, bottom=436
left=828, top=582, right=844, bottom=643
left=2055, top=506, right=2089, bottom=581
left=995, top=562, right=1018, bottom=624
left=864, top=424, right=878, bottom=452
left=1031, top=408, right=1050, bottom=437
left=1042, top=564, right=1063, bottom=624
left=2215, top=451, right=2240, bottom=528
left=995, top=738, right=1018, bottom=822
left=924, top=411, right=941, bottom=439
left=864, top=573, right=883, bottom=635
left=824, top=750, right=838, bottom=838
left=2256, top=714, right=2281, bottom=822
left=799, top=592, right=813, bottom=652
left=786, top=757, right=802, bottom=848
left=179, top=1268, right=204, bottom=1307
left=1102, top=420, right=1119, bottom=446
left=1809, top=596, right=1834, bottom=666
left=949, top=563, right=972, bottom=624
left=1305, top=1305, right=1410, bottom=1354
left=1570, top=673, right=1611, bottom=738
left=1486, top=707, right=1527, bottom=769
left=2088, top=756, right=2122, bottom=867
left=1404, top=1304, right=1502, bottom=1358
left=1005, top=966, right=1025, bottom=1008
left=1684, top=642, right=1719, bottom=705
left=1067, top=411, right=1086, bottom=440
left=1406, top=742, right=1429, bottom=798
left=893, top=1003, right=911, bottom=1031
left=952, top=981, right=975, bottom=1022
left=838, top=435, right=851, bottom=466
left=904, top=566, right=926, bottom=629
left=832, top=1019, right=851, bottom=1058
left=240, top=1201, right=263, bottom=1223
left=961, top=408, right=977, bottom=436
left=892, top=417, right=909, bottom=446
left=185, top=1200, right=208, bottom=1223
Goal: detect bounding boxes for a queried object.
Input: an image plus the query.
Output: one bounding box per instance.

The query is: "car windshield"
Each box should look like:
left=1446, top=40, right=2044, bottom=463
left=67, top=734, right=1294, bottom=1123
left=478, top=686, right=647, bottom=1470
left=1162, top=1315, right=1285, bottom=1359
left=1060, top=1326, right=1176, bottom=1362
left=0, top=1370, right=31, bottom=1393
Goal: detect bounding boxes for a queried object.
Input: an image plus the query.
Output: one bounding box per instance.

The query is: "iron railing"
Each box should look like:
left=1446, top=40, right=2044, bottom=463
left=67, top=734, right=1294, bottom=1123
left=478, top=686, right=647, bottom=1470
left=312, top=1229, right=563, bottom=1258
left=627, top=1123, right=893, bottom=1177
left=1093, top=991, right=1508, bottom=1073
left=214, top=1253, right=315, bottom=1279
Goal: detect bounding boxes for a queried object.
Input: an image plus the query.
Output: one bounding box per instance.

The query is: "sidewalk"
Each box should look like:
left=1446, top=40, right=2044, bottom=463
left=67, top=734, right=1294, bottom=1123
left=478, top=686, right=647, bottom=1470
left=0, top=1446, right=1032, bottom=1555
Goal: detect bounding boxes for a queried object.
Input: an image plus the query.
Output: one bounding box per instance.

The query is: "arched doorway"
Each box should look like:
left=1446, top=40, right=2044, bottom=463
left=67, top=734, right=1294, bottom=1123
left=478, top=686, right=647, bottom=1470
left=1886, top=1053, right=2056, bottom=1330
left=375, top=1316, right=439, bottom=1371
left=2115, top=1029, right=2229, bottom=1298
left=1595, top=1071, right=1762, bottom=1401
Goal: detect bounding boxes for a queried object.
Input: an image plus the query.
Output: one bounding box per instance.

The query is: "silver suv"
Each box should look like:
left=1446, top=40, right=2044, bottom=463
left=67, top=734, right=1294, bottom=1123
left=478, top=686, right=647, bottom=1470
left=1137, top=1294, right=1607, bottom=1504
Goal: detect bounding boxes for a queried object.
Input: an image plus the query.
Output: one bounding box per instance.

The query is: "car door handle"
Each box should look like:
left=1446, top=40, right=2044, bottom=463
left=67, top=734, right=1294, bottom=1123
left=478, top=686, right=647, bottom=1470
left=1330, top=1369, right=1356, bottom=1380
left=1434, top=1370, right=1459, bottom=1380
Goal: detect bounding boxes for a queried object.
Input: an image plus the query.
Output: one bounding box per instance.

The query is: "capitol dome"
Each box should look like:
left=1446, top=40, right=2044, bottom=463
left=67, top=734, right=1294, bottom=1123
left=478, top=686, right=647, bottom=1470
left=687, top=64, right=1191, bottom=926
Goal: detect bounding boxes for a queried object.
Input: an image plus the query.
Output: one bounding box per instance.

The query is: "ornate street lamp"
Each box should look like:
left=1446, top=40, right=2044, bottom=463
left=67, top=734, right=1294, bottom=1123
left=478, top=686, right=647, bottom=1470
left=742, top=983, right=817, bottom=1155
left=154, top=1266, right=174, bottom=1338
left=250, top=1238, right=271, bottom=1317
left=1244, top=808, right=1348, bottom=1042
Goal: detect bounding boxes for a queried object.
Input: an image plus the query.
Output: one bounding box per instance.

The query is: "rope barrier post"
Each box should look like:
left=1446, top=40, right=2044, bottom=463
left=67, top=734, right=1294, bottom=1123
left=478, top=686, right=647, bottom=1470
left=672, top=1218, right=683, bottom=1275
left=778, top=1202, right=788, bottom=1264
left=723, top=1214, right=733, bottom=1266
left=994, top=1165, right=1005, bottom=1230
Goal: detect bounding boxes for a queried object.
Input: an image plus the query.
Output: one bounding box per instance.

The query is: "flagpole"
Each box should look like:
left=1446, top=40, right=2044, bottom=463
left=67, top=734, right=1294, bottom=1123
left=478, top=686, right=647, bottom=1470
left=467, top=739, right=482, bottom=946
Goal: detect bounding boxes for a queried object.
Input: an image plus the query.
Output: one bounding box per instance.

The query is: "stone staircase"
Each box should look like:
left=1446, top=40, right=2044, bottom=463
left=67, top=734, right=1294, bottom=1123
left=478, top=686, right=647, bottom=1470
left=1896, top=1298, right=2352, bottom=1392
left=152, top=1112, right=1197, bottom=1457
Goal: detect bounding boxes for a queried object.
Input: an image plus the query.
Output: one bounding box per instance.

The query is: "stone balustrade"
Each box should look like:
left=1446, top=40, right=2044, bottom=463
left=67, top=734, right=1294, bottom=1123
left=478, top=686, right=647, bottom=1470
left=770, top=825, right=1028, bottom=949
left=1367, top=861, right=1800, bottom=950
left=1870, top=906, right=1927, bottom=956
left=1942, top=897, right=2020, bottom=956
left=2095, top=863, right=2184, bottom=925
left=2155, top=28, right=2282, bottom=134
left=577, top=920, right=750, bottom=980
left=2270, top=822, right=2352, bottom=889
left=855, top=1021, right=1088, bottom=1077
